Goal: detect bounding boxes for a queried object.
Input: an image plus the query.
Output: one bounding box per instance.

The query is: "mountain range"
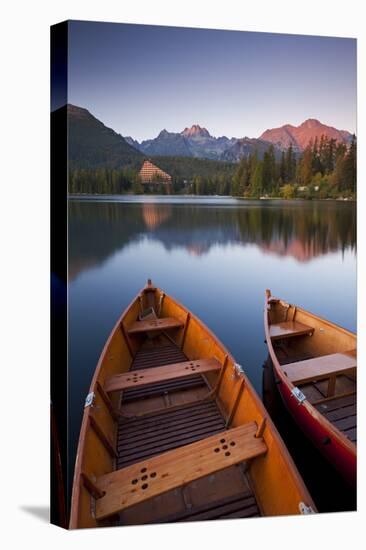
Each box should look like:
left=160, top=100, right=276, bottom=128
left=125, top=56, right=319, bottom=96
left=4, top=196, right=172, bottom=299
left=67, top=104, right=353, bottom=170
left=68, top=104, right=143, bottom=170
left=126, top=118, right=352, bottom=161
left=126, top=124, right=238, bottom=160
left=259, top=118, right=353, bottom=152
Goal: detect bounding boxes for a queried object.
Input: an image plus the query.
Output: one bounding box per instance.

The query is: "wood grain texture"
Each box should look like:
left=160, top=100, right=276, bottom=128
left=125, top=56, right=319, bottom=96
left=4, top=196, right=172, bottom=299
left=127, top=317, right=184, bottom=334
left=269, top=320, right=314, bottom=340
left=71, top=284, right=317, bottom=528
left=283, top=350, right=356, bottom=384
left=117, top=400, right=226, bottom=468
left=105, top=357, right=221, bottom=393
left=264, top=289, right=357, bottom=487
left=95, top=421, right=267, bottom=519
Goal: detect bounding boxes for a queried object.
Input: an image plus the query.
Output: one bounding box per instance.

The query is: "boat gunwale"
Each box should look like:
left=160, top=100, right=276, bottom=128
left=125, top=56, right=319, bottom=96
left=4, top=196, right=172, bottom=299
left=163, top=292, right=316, bottom=510
left=69, top=284, right=317, bottom=528
left=263, top=289, right=356, bottom=456
left=69, top=290, right=140, bottom=529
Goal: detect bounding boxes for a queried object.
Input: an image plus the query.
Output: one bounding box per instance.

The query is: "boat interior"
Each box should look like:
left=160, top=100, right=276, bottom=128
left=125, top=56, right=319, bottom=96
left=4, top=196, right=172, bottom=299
left=71, top=283, right=314, bottom=528
left=267, top=296, right=357, bottom=444
left=111, top=334, right=262, bottom=526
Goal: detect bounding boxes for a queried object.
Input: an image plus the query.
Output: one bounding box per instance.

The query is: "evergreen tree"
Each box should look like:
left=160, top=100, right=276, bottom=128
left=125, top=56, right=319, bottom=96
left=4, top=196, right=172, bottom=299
left=312, top=137, right=322, bottom=175
left=262, top=146, right=276, bottom=193
left=299, top=145, right=313, bottom=185
left=250, top=162, right=263, bottom=197
left=68, top=137, right=356, bottom=198
left=322, top=137, right=336, bottom=174
left=285, top=145, right=296, bottom=182
left=132, top=176, right=144, bottom=194
left=280, top=151, right=286, bottom=183
left=341, top=135, right=356, bottom=194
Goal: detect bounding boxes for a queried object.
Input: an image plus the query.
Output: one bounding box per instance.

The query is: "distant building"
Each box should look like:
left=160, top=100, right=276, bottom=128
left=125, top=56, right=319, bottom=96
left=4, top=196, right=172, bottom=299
left=139, top=160, right=172, bottom=192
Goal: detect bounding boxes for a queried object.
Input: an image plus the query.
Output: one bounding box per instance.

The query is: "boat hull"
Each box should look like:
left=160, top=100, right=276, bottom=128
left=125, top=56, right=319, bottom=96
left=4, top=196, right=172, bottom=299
left=264, top=290, right=356, bottom=487
left=69, top=283, right=317, bottom=528
left=274, top=364, right=356, bottom=486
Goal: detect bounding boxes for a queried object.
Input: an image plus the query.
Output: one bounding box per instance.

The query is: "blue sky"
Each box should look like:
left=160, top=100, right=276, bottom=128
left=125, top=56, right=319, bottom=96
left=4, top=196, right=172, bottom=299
left=67, top=21, right=356, bottom=141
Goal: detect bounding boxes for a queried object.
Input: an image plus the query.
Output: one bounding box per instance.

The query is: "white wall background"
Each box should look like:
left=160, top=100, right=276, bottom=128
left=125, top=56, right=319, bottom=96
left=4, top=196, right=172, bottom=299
left=0, top=1, right=364, bottom=548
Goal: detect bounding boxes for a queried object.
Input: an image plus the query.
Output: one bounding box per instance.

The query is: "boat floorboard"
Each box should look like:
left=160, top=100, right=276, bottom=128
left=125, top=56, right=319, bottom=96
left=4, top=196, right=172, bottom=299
left=315, top=393, right=357, bottom=443
left=274, top=343, right=357, bottom=444
left=117, top=400, right=226, bottom=468
left=122, top=342, right=207, bottom=402
left=116, top=464, right=261, bottom=525
left=113, top=338, right=261, bottom=525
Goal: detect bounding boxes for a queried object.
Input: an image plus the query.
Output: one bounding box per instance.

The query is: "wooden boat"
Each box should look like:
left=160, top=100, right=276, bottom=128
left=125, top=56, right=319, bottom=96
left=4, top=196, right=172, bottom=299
left=264, top=289, right=356, bottom=486
left=69, top=280, right=315, bottom=528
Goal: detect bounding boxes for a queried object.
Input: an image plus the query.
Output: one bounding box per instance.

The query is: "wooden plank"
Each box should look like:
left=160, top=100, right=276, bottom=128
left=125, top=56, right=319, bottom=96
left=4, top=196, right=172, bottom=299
left=180, top=312, right=191, bottom=349
left=121, top=375, right=205, bottom=401
left=95, top=381, right=118, bottom=420
left=327, top=375, right=337, bottom=398
left=225, top=379, right=245, bottom=427
left=151, top=492, right=257, bottom=523
left=313, top=391, right=356, bottom=408
left=80, top=472, right=105, bottom=500
left=120, top=401, right=219, bottom=431
left=283, top=350, right=357, bottom=385
left=89, top=415, right=117, bottom=459
left=117, top=428, right=228, bottom=468
left=300, top=383, right=324, bottom=403
left=269, top=321, right=314, bottom=340
left=324, top=403, right=356, bottom=422
left=120, top=412, right=223, bottom=442
left=95, top=422, right=267, bottom=519
left=127, top=317, right=184, bottom=335
left=333, top=415, right=356, bottom=431
left=105, top=357, right=221, bottom=393
left=117, top=403, right=225, bottom=468
left=118, top=419, right=226, bottom=453
left=314, top=374, right=356, bottom=398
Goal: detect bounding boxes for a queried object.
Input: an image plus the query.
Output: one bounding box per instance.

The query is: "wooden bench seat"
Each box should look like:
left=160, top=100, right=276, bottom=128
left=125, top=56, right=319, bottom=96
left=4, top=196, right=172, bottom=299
left=95, top=421, right=267, bottom=519
left=127, top=317, right=184, bottom=334
left=282, top=350, right=357, bottom=385
left=104, top=357, right=222, bottom=393
left=269, top=320, right=314, bottom=340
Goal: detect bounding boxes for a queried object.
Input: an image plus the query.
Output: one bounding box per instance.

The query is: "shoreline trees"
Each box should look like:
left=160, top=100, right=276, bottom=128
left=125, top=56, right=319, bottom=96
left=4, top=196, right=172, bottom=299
left=69, top=135, right=356, bottom=198
left=232, top=135, right=356, bottom=199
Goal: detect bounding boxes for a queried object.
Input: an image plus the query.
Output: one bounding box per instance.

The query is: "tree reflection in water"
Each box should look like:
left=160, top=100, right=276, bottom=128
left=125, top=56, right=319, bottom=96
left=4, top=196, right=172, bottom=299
left=68, top=199, right=356, bottom=280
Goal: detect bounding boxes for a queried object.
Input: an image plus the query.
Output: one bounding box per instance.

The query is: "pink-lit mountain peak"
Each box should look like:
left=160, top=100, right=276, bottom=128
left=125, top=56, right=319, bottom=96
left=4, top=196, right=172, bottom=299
left=181, top=124, right=211, bottom=138
left=259, top=118, right=352, bottom=151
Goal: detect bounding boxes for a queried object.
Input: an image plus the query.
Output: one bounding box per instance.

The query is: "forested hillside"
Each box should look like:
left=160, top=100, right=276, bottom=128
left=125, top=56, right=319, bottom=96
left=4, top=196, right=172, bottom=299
left=232, top=136, right=356, bottom=199
left=67, top=104, right=356, bottom=198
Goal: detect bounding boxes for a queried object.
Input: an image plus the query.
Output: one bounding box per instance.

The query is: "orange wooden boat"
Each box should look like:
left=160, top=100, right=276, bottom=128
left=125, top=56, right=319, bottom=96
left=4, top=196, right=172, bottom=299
left=264, top=290, right=356, bottom=486
left=69, top=280, right=315, bottom=528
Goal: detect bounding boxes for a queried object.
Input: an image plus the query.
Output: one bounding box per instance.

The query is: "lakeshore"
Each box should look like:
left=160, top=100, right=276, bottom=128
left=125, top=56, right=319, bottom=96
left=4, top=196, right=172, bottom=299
left=68, top=193, right=356, bottom=202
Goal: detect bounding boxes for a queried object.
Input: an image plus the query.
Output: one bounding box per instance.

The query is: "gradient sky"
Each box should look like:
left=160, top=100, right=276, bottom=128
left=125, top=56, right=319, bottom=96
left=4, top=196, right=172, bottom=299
left=67, top=21, right=356, bottom=141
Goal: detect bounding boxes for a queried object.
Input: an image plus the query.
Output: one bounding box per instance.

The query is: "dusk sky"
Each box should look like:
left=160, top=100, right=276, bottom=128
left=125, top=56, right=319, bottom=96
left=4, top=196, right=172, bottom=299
left=67, top=21, right=356, bottom=141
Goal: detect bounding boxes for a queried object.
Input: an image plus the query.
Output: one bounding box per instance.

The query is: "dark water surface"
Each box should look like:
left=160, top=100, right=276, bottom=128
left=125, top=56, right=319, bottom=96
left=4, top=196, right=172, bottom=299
left=68, top=196, right=356, bottom=511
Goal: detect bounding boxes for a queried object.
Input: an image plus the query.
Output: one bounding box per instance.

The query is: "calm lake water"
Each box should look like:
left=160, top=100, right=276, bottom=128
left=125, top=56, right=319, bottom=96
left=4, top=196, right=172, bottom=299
left=68, top=196, right=356, bottom=511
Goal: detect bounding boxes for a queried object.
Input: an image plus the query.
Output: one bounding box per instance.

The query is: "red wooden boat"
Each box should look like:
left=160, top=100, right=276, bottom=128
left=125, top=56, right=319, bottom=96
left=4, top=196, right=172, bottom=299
left=264, top=290, right=356, bottom=486
left=69, top=281, right=316, bottom=528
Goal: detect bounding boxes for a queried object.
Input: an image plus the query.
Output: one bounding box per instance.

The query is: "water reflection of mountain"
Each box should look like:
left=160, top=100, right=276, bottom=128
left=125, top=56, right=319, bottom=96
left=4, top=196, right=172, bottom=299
left=68, top=201, right=356, bottom=280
